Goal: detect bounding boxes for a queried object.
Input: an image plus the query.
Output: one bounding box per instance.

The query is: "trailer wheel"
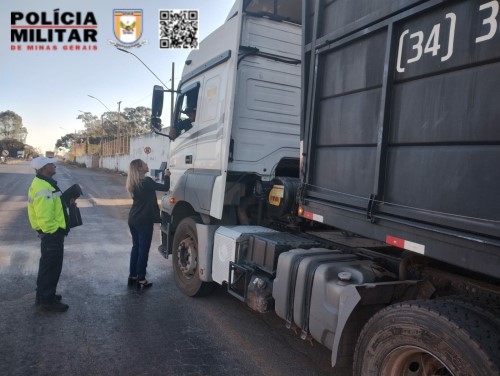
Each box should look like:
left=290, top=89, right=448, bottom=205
left=353, top=300, right=500, bottom=376
left=172, top=216, right=216, bottom=297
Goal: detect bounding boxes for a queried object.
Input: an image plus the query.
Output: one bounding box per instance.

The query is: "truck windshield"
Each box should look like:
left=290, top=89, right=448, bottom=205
left=244, top=0, right=301, bottom=25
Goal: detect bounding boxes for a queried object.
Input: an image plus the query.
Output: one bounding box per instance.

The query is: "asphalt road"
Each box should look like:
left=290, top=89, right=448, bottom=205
left=0, top=160, right=333, bottom=376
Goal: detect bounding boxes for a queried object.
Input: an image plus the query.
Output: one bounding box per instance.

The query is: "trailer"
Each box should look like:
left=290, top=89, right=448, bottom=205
left=150, top=0, right=500, bottom=374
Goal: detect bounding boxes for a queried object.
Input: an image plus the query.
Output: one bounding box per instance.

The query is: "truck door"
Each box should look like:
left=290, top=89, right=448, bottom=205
left=169, top=82, right=201, bottom=172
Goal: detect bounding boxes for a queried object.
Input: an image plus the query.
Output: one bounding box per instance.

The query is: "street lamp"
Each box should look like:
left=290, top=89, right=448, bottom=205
left=59, top=126, right=75, bottom=141
left=115, top=47, right=170, bottom=89
left=88, top=94, right=113, bottom=112
left=115, top=47, right=176, bottom=121
left=88, top=95, right=122, bottom=133
left=88, top=95, right=126, bottom=154
left=77, top=110, right=93, bottom=153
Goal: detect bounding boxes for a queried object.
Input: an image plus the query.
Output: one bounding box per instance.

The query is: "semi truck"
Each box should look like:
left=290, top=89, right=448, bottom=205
left=150, top=0, right=500, bottom=374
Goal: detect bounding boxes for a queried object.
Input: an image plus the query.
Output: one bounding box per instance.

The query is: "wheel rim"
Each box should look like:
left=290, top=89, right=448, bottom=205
left=382, top=346, right=454, bottom=376
left=175, top=235, right=198, bottom=279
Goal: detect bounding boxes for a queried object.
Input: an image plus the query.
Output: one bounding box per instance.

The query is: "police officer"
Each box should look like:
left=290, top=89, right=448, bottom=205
left=28, top=157, right=72, bottom=312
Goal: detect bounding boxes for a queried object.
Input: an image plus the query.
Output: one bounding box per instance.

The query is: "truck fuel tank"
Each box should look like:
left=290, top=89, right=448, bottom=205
left=273, top=248, right=397, bottom=349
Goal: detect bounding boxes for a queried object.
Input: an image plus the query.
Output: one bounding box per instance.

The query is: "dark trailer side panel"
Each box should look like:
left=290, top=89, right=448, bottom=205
left=301, top=0, right=500, bottom=279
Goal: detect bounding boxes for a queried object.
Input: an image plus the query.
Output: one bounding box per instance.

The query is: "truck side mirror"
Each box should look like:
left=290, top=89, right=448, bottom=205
left=151, top=118, right=162, bottom=130
left=151, top=85, right=164, bottom=131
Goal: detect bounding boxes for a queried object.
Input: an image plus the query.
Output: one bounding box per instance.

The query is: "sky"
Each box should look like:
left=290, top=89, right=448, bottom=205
left=1, top=0, right=236, bottom=152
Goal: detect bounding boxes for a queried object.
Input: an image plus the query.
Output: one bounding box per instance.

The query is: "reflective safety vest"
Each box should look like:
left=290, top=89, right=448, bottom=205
left=28, top=176, right=67, bottom=234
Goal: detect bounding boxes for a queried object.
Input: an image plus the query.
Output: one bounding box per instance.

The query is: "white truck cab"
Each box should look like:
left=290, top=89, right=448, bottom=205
left=151, top=0, right=302, bottom=283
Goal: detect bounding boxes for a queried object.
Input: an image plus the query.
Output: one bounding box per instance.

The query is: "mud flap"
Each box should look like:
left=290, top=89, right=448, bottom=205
left=196, top=224, right=219, bottom=282
left=158, top=222, right=171, bottom=259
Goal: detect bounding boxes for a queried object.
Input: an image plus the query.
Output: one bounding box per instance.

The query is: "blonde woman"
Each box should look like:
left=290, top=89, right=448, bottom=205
left=126, top=159, right=170, bottom=289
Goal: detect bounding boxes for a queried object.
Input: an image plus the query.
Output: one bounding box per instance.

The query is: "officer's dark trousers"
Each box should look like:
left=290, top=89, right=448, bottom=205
left=37, top=232, right=65, bottom=303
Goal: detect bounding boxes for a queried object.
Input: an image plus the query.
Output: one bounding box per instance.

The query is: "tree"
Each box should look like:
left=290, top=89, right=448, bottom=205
left=0, top=138, right=25, bottom=158
left=122, top=106, right=152, bottom=135
left=101, top=112, right=119, bottom=136
left=80, top=106, right=152, bottom=137
left=23, top=144, right=38, bottom=159
left=77, top=111, right=109, bottom=138
left=55, top=133, right=75, bottom=149
left=0, top=110, right=27, bottom=143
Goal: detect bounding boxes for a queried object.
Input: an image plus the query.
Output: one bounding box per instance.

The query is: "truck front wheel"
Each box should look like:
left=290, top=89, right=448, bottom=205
left=171, top=216, right=216, bottom=297
left=353, top=300, right=500, bottom=376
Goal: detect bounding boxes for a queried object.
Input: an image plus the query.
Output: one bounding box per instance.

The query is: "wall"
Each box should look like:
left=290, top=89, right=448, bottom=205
left=76, top=132, right=170, bottom=175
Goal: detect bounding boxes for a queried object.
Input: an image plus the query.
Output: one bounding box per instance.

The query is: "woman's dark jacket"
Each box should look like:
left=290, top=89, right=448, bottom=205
left=128, top=176, right=170, bottom=226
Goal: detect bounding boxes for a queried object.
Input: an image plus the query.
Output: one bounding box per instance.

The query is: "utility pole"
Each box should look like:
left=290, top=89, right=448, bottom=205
left=100, top=114, right=105, bottom=156
left=117, top=101, right=122, bottom=136
left=117, top=101, right=122, bottom=154
left=171, top=62, right=175, bottom=121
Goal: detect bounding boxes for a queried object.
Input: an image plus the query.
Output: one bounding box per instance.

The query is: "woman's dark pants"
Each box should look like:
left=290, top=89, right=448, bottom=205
left=129, top=223, right=154, bottom=280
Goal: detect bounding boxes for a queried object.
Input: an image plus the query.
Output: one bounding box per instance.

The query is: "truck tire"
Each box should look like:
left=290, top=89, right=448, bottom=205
left=353, top=300, right=500, bottom=376
left=172, top=216, right=216, bottom=297
left=439, top=296, right=500, bottom=332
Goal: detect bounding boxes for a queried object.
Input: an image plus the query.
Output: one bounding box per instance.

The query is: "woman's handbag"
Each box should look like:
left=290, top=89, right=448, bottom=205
left=68, top=205, right=83, bottom=228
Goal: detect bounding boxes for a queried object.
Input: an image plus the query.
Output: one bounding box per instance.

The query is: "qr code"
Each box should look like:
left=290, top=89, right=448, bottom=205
left=159, top=10, right=199, bottom=49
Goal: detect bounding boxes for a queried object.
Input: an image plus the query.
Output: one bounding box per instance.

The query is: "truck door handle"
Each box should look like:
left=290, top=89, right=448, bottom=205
left=185, top=155, right=192, bottom=164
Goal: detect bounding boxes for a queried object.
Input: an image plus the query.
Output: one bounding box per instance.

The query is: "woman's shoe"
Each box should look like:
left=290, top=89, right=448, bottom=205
left=127, top=277, right=137, bottom=286
left=137, top=279, right=152, bottom=289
